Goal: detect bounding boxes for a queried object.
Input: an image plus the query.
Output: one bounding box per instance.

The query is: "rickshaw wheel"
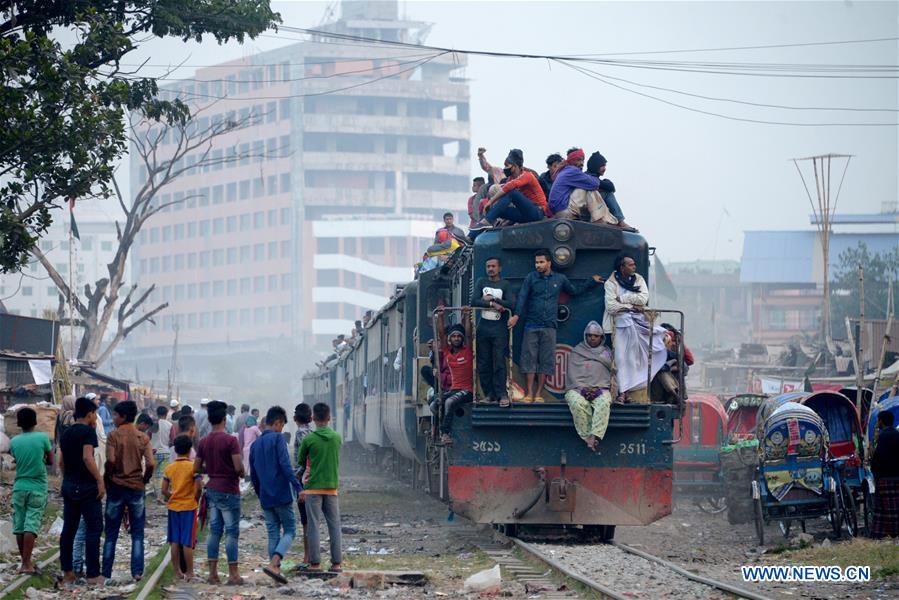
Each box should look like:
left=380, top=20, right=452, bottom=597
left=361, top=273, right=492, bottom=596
left=779, top=520, right=791, bottom=539
left=754, top=495, right=765, bottom=546
left=829, top=483, right=844, bottom=538
left=863, top=486, right=874, bottom=535
left=840, top=484, right=858, bottom=538
left=697, top=496, right=728, bottom=514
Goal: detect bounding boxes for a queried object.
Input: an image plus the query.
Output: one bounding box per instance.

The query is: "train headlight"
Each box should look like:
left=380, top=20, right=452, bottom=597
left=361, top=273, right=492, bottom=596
left=553, top=246, right=573, bottom=266
left=553, top=221, right=573, bottom=242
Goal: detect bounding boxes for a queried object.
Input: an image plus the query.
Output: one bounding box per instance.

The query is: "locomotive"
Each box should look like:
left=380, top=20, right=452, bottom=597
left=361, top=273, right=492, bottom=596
left=302, top=219, right=686, bottom=541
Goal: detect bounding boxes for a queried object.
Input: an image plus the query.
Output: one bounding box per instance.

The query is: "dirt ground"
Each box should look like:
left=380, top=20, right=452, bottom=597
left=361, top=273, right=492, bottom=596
left=617, top=498, right=899, bottom=600
left=0, top=460, right=528, bottom=599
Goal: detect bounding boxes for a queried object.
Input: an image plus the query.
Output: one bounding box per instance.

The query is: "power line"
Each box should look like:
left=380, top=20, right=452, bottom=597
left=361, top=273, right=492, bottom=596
left=558, top=60, right=899, bottom=112
left=565, top=36, right=899, bottom=57
left=557, top=60, right=898, bottom=127
left=163, top=53, right=447, bottom=102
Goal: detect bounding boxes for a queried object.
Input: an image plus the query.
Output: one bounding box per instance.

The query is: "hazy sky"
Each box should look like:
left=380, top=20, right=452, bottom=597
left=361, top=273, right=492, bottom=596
left=119, top=0, right=899, bottom=262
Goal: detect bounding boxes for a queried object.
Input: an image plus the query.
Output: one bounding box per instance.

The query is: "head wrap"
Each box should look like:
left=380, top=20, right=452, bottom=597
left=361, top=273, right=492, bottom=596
left=505, top=148, right=524, bottom=168
left=246, top=415, right=257, bottom=427
left=584, top=320, right=603, bottom=338
left=62, top=394, right=76, bottom=411
left=565, top=148, right=585, bottom=166
left=447, top=323, right=466, bottom=340
left=586, top=151, right=607, bottom=175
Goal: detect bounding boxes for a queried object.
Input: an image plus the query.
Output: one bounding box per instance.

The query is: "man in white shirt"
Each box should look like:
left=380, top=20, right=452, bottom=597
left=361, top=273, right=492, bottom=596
left=151, top=405, right=173, bottom=502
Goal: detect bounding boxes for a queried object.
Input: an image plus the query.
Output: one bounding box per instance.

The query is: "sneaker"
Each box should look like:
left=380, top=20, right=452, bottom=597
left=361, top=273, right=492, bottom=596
left=468, top=220, right=491, bottom=232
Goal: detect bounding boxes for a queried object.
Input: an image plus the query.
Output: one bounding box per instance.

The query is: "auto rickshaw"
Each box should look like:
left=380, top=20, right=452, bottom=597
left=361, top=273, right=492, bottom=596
left=752, top=402, right=841, bottom=544
left=802, top=391, right=871, bottom=536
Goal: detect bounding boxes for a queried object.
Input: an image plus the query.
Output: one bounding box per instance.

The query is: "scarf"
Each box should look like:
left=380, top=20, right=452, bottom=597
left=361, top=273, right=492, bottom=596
left=615, top=270, right=642, bottom=293
left=567, top=321, right=612, bottom=390
left=565, top=148, right=585, bottom=166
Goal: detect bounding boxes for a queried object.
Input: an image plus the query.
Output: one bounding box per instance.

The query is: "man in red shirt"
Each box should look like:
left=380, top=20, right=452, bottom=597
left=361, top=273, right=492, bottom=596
left=471, top=149, right=549, bottom=230
left=429, top=308, right=473, bottom=445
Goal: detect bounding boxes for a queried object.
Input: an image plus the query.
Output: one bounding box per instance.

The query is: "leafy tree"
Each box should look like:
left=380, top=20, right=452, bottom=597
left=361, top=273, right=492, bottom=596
left=831, top=242, right=899, bottom=339
left=0, top=0, right=279, bottom=273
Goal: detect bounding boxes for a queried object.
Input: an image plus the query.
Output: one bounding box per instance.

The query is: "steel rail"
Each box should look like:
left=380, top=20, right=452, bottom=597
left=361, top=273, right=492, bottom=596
left=0, top=550, right=60, bottom=597
left=509, top=537, right=630, bottom=600
left=613, top=541, right=775, bottom=600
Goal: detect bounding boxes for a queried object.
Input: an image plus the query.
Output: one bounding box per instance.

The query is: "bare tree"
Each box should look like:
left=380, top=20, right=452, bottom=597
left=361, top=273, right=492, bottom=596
left=32, top=103, right=270, bottom=366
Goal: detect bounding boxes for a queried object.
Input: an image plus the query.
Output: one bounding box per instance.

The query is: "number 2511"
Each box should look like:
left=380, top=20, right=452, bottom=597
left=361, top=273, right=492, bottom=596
left=619, top=443, right=646, bottom=455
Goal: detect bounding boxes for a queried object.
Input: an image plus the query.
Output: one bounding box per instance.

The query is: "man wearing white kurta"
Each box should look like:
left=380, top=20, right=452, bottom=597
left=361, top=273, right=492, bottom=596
left=602, top=255, right=667, bottom=402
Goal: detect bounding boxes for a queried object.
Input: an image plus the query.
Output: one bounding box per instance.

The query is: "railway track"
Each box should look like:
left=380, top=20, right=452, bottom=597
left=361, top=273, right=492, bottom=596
left=507, top=536, right=775, bottom=600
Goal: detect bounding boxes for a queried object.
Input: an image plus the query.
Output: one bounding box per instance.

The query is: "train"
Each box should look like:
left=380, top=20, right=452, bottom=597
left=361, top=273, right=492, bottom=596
left=302, top=218, right=686, bottom=541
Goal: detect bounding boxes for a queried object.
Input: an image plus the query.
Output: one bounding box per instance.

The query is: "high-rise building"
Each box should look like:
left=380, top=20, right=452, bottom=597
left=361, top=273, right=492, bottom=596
left=125, top=0, right=470, bottom=374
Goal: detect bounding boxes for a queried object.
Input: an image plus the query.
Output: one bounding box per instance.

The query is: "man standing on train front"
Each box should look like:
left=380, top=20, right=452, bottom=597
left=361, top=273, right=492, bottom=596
left=509, top=249, right=603, bottom=403
left=471, top=257, right=515, bottom=407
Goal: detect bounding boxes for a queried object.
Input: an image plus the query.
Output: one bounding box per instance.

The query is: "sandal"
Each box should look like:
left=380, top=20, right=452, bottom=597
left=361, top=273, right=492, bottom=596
left=498, top=397, right=511, bottom=408
left=330, top=564, right=342, bottom=573
left=263, top=567, right=288, bottom=584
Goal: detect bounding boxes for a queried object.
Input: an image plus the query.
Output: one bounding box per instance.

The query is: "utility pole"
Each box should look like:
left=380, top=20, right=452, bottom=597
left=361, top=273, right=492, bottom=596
left=856, top=265, right=865, bottom=396
left=792, top=153, right=853, bottom=357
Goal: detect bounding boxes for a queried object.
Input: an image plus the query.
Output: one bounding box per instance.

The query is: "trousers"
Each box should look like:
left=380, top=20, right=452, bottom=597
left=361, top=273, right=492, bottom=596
left=486, top=189, right=544, bottom=224
left=430, top=390, right=474, bottom=434
left=305, top=494, right=342, bottom=566
left=565, top=389, right=612, bottom=442
left=476, top=327, right=508, bottom=400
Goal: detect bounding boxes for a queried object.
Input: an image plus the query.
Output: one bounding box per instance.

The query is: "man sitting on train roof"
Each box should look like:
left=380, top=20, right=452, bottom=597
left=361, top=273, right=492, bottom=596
left=538, top=153, right=564, bottom=196
left=565, top=321, right=613, bottom=451
left=508, top=250, right=604, bottom=403
left=586, top=151, right=636, bottom=232
left=430, top=308, right=474, bottom=445
left=434, top=212, right=469, bottom=245
left=547, top=148, right=616, bottom=225
left=467, top=177, right=487, bottom=228
left=469, top=149, right=551, bottom=231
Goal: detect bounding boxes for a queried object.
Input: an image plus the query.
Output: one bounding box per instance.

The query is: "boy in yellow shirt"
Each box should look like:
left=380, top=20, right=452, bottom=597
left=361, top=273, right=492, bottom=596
left=162, top=435, right=203, bottom=580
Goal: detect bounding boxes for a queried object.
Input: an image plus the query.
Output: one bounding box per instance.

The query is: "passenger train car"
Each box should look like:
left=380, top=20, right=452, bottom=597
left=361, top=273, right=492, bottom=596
left=303, top=219, right=686, bottom=540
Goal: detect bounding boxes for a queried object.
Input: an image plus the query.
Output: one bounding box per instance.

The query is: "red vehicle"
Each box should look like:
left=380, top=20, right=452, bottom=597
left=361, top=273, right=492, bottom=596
left=674, top=393, right=728, bottom=512
left=724, top=394, right=767, bottom=443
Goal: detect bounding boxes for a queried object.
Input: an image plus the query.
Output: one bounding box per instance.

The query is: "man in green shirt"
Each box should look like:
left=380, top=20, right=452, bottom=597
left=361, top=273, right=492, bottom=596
left=9, top=407, right=53, bottom=574
left=297, top=402, right=342, bottom=572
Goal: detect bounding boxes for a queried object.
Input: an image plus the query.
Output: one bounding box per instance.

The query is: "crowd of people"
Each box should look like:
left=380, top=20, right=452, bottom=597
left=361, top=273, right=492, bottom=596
left=7, top=395, right=345, bottom=586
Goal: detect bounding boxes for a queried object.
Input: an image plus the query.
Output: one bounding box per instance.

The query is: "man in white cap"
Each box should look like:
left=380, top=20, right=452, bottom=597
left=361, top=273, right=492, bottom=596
left=195, top=399, right=212, bottom=441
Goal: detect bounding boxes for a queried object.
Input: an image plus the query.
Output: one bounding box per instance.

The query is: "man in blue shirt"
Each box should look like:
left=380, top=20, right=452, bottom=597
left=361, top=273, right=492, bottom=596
left=508, top=250, right=603, bottom=402
left=94, top=394, right=114, bottom=434
left=548, top=149, right=634, bottom=231
left=250, top=405, right=302, bottom=584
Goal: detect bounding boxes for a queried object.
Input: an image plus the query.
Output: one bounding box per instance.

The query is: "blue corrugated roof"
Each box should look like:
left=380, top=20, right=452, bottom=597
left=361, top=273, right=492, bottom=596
left=740, top=231, right=898, bottom=284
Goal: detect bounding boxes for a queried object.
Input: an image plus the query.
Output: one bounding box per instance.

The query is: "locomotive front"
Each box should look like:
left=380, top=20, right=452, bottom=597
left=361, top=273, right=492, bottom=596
left=434, top=220, right=682, bottom=540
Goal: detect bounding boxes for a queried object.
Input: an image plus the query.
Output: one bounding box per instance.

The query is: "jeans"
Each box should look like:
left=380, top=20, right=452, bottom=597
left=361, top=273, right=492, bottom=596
left=102, top=484, right=146, bottom=578
left=263, top=501, right=297, bottom=560
left=60, top=480, right=103, bottom=578
left=305, top=494, right=342, bottom=566
left=476, top=327, right=508, bottom=400
left=601, top=191, right=625, bottom=221
left=486, top=189, right=544, bottom=224
left=430, top=390, right=474, bottom=434
left=206, top=489, right=241, bottom=563
left=72, top=518, right=86, bottom=575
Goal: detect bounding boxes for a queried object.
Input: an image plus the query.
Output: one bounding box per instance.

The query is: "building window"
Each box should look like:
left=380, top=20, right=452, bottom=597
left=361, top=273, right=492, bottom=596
left=174, top=224, right=184, bottom=240
left=240, top=308, right=250, bottom=326
left=253, top=178, right=264, bottom=198
left=268, top=274, right=278, bottom=291
left=213, top=281, right=224, bottom=297
left=187, top=222, right=196, bottom=238
left=22, top=286, right=33, bottom=296
left=344, top=238, right=357, bottom=254
left=226, top=247, right=237, bottom=264
left=187, top=253, right=197, bottom=269
left=240, top=277, right=251, bottom=294
left=267, top=176, right=277, bottom=196
left=199, top=282, right=210, bottom=298
left=240, top=214, right=251, bottom=232
left=161, top=256, right=171, bottom=272
left=174, top=254, right=185, bottom=270
left=280, top=173, right=291, bottom=194
left=281, top=273, right=291, bottom=290
left=281, top=305, right=291, bottom=322
left=81, top=237, right=93, bottom=251
left=213, top=185, right=224, bottom=204
left=101, top=240, right=113, bottom=252
left=213, top=249, right=224, bottom=266
left=279, top=98, right=290, bottom=119
left=239, top=180, right=250, bottom=200
left=226, top=216, right=237, bottom=233
left=188, top=283, right=197, bottom=299
left=227, top=279, right=237, bottom=296
left=240, top=245, right=250, bottom=263
left=317, top=270, right=339, bottom=286
left=316, top=238, right=338, bottom=253
left=254, top=307, right=265, bottom=324
left=254, top=243, right=264, bottom=261
left=363, top=238, right=384, bottom=255
left=254, top=276, right=265, bottom=292
left=267, top=209, right=277, bottom=227
left=226, top=182, right=237, bottom=202
left=254, top=211, right=264, bottom=228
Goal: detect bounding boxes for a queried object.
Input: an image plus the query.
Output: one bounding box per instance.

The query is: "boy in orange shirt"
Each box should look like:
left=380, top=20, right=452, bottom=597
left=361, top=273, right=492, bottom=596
left=162, top=435, right=203, bottom=580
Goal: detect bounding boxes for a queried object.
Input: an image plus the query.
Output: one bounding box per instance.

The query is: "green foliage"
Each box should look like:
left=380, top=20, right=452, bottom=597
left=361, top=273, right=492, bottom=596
left=831, top=242, right=899, bottom=338
left=0, top=1, right=280, bottom=273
